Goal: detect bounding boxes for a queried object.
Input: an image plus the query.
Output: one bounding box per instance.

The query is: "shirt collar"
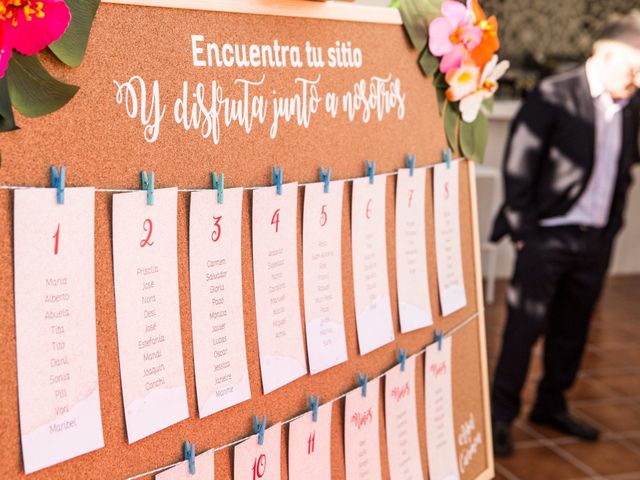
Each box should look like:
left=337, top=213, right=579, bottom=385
left=586, top=58, right=629, bottom=108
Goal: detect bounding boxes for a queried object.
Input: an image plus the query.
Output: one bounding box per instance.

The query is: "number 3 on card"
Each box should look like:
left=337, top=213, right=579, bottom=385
left=211, top=215, right=222, bottom=242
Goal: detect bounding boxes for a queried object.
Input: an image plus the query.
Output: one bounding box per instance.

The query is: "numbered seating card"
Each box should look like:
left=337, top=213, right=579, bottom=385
left=425, top=337, right=460, bottom=480
left=14, top=187, right=104, bottom=473
left=288, top=402, right=332, bottom=480
left=302, top=181, right=348, bottom=374
left=156, top=449, right=215, bottom=479
left=112, top=187, right=189, bottom=443
left=433, top=162, right=467, bottom=316
left=234, top=423, right=282, bottom=480
left=189, top=188, right=251, bottom=417
left=384, top=356, right=424, bottom=480
left=350, top=176, right=395, bottom=355
left=395, top=168, right=433, bottom=332
left=252, top=183, right=307, bottom=394
left=344, top=378, right=382, bottom=480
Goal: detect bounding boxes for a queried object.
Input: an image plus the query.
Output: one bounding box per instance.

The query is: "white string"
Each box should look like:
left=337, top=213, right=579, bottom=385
left=0, top=157, right=463, bottom=193
left=126, top=308, right=482, bottom=480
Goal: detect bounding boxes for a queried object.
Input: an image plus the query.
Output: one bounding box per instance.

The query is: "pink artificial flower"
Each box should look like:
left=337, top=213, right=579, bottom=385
left=428, top=0, right=482, bottom=73
left=0, top=0, right=71, bottom=77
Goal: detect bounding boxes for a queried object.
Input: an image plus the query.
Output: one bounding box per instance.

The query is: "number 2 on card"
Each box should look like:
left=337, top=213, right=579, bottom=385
left=140, top=218, right=154, bottom=247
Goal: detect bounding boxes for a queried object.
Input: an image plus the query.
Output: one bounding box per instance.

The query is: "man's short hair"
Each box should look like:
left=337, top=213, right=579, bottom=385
left=594, top=9, right=640, bottom=51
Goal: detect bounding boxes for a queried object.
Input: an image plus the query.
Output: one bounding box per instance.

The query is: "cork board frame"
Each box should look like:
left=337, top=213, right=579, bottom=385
left=0, top=1, right=494, bottom=478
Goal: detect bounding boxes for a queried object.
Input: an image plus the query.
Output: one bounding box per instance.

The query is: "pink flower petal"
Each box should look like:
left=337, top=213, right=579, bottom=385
left=8, top=0, right=71, bottom=56
left=441, top=1, right=471, bottom=26
left=440, top=48, right=465, bottom=73
left=0, top=45, right=12, bottom=78
left=428, top=17, right=454, bottom=56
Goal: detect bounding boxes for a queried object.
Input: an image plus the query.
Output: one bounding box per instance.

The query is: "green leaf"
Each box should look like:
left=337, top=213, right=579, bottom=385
left=49, top=0, right=101, bottom=67
left=433, top=71, right=448, bottom=115
left=459, top=111, right=489, bottom=163
left=482, top=96, right=494, bottom=115
left=443, top=101, right=458, bottom=151
left=399, top=0, right=444, bottom=52
left=0, top=76, right=19, bottom=132
left=6, top=53, right=79, bottom=118
left=418, top=46, right=439, bottom=77
left=389, top=0, right=401, bottom=8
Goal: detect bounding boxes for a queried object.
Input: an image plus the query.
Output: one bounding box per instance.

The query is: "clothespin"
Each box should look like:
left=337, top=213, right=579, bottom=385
left=442, top=148, right=452, bottom=169
left=140, top=170, right=155, bottom=206
left=358, top=372, right=368, bottom=397
left=308, top=395, right=320, bottom=422
left=253, top=415, right=267, bottom=445
left=50, top=166, right=65, bottom=205
left=365, top=160, right=376, bottom=184
left=397, top=349, right=408, bottom=372
left=434, top=329, right=444, bottom=351
left=212, top=172, right=224, bottom=204
left=272, top=166, right=283, bottom=195
left=405, top=153, right=416, bottom=176
left=319, top=166, right=331, bottom=193
left=183, top=441, right=196, bottom=475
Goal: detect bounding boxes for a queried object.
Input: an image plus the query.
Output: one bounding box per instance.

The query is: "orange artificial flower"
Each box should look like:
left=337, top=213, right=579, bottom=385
left=466, top=0, right=500, bottom=68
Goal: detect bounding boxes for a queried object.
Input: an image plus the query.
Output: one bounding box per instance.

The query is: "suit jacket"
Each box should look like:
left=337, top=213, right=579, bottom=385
left=491, top=66, right=640, bottom=243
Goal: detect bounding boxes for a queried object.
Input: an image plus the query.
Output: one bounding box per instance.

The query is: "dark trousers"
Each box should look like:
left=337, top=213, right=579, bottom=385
left=491, top=225, right=614, bottom=424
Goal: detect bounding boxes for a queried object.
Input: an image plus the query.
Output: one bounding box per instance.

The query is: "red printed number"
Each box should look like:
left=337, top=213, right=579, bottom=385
left=408, top=189, right=415, bottom=208
left=140, top=218, right=154, bottom=247
left=252, top=454, right=267, bottom=480
left=211, top=215, right=222, bottom=242
left=444, top=181, right=450, bottom=200
left=320, top=204, right=328, bottom=227
left=52, top=224, right=60, bottom=255
left=271, top=209, right=281, bottom=233
left=365, top=199, right=372, bottom=219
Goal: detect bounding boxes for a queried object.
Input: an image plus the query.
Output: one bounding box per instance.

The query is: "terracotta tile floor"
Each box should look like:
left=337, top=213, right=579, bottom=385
left=486, top=276, right=640, bottom=480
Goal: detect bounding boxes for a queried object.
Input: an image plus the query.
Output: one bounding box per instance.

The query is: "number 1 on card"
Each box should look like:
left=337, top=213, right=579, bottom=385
left=52, top=223, right=60, bottom=255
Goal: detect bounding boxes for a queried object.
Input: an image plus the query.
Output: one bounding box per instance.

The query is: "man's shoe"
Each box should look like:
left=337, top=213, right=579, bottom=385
left=492, top=420, right=514, bottom=457
left=529, top=410, right=600, bottom=441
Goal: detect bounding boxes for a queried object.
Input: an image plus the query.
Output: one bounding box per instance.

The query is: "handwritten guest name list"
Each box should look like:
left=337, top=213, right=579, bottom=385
left=14, top=187, right=104, bottom=473
left=113, top=188, right=188, bottom=443
left=252, top=183, right=307, bottom=394
left=189, top=188, right=251, bottom=417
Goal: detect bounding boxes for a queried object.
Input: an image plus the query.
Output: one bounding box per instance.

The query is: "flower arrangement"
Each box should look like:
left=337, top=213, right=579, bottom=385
left=398, top=0, right=509, bottom=162
left=0, top=0, right=100, bottom=131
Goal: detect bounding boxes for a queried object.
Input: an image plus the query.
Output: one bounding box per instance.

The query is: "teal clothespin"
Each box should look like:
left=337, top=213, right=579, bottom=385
left=183, top=441, right=196, bottom=475
left=140, top=171, right=155, bottom=206
left=212, top=172, right=224, bottom=204
left=365, top=160, right=376, bottom=184
left=309, top=395, right=320, bottom=422
left=319, top=166, right=331, bottom=193
left=272, top=166, right=283, bottom=195
left=434, top=329, right=444, bottom=350
left=405, top=153, right=416, bottom=176
left=442, top=148, right=452, bottom=169
left=358, top=372, right=368, bottom=397
left=397, top=349, right=408, bottom=372
left=253, top=415, right=267, bottom=445
left=50, top=166, right=65, bottom=205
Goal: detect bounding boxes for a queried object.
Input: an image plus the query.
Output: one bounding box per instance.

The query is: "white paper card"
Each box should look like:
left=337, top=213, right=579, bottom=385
left=351, top=176, right=395, bottom=354
left=288, top=402, right=332, bottom=480
left=189, top=188, right=251, bottom=417
left=156, top=449, right=215, bottom=479
left=14, top=187, right=104, bottom=473
left=425, top=336, right=460, bottom=480
left=395, top=168, right=433, bottom=332
left=384, top=356, right=424, bottom=480
left=234, top=423, right=282, bottom=480
left=252, top=183, right=307, bottom=394
left=112, top=188, right=188, bottom=443
left=344, top=378, right=382, bottom=480
left=433, top=162, right=466, bottom=316
left=302, top=181, right=348, bottom=374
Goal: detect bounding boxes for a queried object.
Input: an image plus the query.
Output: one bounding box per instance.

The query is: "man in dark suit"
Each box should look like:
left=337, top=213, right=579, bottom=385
left=490, top=11, right=640, bottom=456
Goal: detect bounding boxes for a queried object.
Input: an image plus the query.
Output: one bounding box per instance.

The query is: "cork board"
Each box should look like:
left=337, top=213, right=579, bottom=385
left=0, top=1, right=493, bottom=479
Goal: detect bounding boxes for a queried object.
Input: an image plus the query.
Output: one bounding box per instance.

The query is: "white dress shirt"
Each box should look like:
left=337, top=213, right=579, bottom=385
left=541, top=60, right=627, bottom=228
